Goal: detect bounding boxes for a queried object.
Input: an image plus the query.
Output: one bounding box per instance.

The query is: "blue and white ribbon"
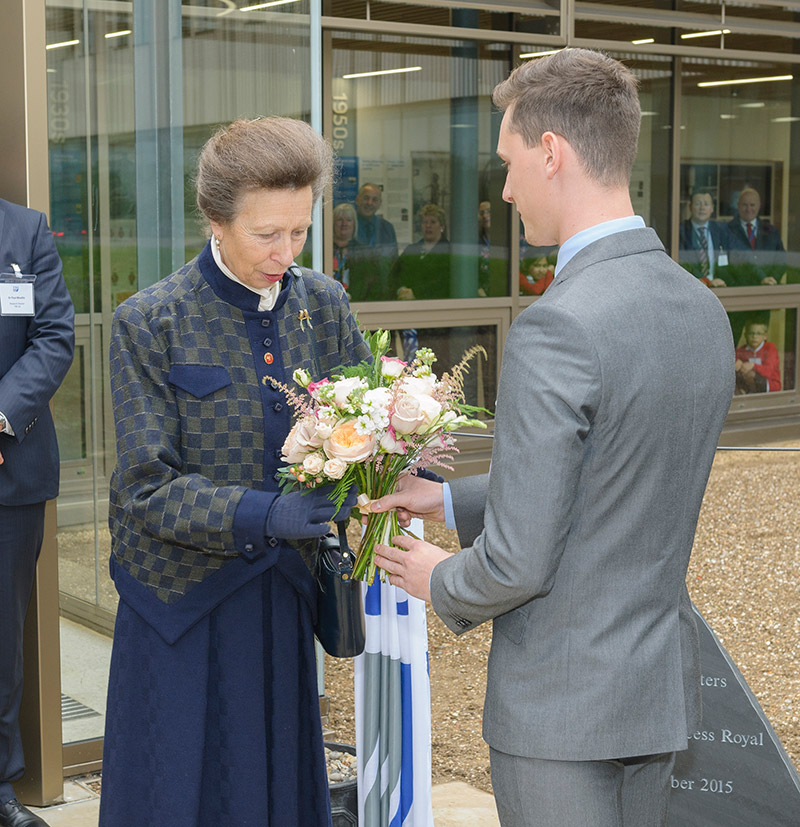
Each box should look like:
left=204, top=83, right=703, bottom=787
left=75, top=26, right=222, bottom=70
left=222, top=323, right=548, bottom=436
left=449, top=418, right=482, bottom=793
left=354, top=519, right=434, bottom=827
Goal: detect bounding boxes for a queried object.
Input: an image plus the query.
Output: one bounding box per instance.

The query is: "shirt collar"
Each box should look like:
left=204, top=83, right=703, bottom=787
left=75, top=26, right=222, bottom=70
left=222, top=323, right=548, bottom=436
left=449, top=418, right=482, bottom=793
left=212, top=235, right=281, bottom=311
left=555, top=215, right=646, bottom=275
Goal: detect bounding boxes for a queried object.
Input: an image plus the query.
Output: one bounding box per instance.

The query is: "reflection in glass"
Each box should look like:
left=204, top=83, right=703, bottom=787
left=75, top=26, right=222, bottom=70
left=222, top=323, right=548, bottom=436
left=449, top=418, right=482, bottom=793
left=731, top=308, right=796, bottom=395
left=331, top=31, right=510, bottom=300
left=680, top=58, right=798, bottom=290
left=388, top=325, right=497, bottom=414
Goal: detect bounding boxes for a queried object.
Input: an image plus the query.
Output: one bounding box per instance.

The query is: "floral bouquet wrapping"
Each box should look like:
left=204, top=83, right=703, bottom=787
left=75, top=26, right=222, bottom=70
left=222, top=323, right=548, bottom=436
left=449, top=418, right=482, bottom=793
left=278, top=329, right=487, bottom=584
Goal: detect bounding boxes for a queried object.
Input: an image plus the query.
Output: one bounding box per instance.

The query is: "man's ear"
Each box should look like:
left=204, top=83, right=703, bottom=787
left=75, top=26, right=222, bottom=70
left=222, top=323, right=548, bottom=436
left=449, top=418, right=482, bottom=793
left=541, top=131, right=562, bottom=179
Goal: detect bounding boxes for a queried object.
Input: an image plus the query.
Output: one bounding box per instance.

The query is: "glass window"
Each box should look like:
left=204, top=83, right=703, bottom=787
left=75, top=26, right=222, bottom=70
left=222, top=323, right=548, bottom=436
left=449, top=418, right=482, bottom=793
left=387, top=324, right=498, bottom=413
left=47, top=0, right=311, bottom=747
left=732, top=308, right=796, bottom=395
left=679, top=58, right=796, bottom=291
left=329, top=31, right=511, bottom=302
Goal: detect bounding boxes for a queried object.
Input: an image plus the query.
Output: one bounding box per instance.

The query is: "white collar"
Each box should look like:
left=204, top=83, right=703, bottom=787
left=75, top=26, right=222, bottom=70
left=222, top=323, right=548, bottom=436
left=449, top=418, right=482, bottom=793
left=212, top=236, right=281, bottom=312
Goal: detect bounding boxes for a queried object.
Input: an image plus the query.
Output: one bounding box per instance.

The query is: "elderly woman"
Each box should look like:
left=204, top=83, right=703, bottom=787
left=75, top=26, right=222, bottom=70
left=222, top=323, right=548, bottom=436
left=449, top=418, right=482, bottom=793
left=332, top=201, right=385, bottom=301
left=100, top=117, right=369, bottom=826
left=391, top=202, right=452, bottom=300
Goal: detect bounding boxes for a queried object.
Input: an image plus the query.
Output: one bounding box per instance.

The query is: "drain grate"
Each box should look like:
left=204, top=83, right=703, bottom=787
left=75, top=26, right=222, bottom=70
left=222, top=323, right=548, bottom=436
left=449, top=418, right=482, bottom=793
left=61, top=694, right=101, bottom=721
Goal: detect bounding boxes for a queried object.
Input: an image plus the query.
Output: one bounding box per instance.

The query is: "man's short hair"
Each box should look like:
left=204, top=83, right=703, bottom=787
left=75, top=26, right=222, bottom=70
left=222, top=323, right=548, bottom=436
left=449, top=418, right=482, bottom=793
left=492, top=48, right=641, bottom=188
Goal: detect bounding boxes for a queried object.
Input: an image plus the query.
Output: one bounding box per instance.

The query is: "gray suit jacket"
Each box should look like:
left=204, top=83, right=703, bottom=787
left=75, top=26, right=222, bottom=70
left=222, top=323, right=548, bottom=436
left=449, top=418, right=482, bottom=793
left=431, top=228, right=734, bottom=762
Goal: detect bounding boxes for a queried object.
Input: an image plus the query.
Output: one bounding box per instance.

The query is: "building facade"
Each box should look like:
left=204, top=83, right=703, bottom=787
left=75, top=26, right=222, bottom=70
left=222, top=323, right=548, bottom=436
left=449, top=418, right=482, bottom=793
left=2, top=0, right=800, bottom=795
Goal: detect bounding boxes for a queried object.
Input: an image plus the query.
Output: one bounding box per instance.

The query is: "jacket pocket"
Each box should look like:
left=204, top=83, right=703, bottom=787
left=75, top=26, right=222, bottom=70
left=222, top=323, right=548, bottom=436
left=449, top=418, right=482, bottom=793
left=494, top=604, right=530, bottom=645
left=168, top=364, right=232, bottom=398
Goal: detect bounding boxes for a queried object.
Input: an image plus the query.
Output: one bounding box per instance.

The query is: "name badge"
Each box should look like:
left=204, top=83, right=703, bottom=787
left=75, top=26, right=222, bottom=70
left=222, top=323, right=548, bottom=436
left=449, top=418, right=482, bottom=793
left=0, top=264, right=36, bottom=316
left=717, top=253, right=729, bottom=267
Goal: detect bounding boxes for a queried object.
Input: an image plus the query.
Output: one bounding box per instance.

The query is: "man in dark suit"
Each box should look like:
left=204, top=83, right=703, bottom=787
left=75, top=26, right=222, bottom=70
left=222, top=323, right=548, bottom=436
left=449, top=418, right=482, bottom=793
left=725, top=187, right=785, bottom=286
left=373, top=49, right=733, bottom=827
left=0, top=198, right=74, bottom=827
left=678, top=190, right=729, bottom=286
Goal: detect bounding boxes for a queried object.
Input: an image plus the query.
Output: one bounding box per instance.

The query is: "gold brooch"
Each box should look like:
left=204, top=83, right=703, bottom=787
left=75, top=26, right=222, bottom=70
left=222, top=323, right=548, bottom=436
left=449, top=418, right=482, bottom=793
left=297, top=309, right=312, bottom=331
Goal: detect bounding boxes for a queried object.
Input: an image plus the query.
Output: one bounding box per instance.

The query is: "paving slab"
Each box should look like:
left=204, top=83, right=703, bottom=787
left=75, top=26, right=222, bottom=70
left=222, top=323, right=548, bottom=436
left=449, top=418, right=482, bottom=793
left=431, top=781, right=501, bottom=826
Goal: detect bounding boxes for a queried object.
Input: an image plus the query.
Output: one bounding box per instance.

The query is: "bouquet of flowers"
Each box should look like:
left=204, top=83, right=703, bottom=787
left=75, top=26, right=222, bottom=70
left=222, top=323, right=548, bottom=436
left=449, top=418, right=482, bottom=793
left=278, top=329, right=488, bottom=584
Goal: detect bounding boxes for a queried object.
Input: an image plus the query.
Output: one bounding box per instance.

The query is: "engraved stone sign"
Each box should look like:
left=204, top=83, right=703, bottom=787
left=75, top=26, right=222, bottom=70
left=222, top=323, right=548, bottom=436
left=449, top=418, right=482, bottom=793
left=668, top=607, right=800, bottom=825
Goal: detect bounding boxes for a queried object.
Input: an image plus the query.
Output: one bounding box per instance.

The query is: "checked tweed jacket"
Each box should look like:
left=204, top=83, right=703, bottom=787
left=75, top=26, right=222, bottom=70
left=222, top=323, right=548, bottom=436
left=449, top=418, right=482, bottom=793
left=108, top=243, right=370, bottom=634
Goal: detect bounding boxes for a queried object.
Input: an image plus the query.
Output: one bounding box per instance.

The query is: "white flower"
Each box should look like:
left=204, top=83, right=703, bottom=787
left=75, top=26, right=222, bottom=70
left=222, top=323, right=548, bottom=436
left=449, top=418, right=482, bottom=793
left=355, top=414, right=377, bottom=435
left=293, top=368, right=312, bottom=388
left=380, top=356, right=406, bottom=379
left=323, top=458, right=347, bottom=480
left=380, top=432, right=405, bottom=454
left=332, top=376, right=367, bottom=409
left=314, top=419, right=334, bottom=440
left=302, top=453, right=325, bottom=475
left=402, top=374, right=436, bottom=397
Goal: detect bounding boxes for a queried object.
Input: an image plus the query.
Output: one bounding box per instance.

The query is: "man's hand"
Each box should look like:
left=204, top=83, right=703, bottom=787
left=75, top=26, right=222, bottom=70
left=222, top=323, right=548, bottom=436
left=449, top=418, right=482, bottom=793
left=374, top=535, right=452, bottom=602
left=761, top=276, right=778, bottom=285
left=369, top=474, right=445, bottom=526
left=709, top=278, right=727, bottom=287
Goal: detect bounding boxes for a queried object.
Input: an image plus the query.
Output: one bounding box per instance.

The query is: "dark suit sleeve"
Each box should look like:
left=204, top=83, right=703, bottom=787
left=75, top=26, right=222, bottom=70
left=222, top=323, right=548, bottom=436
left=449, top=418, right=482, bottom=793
left=0, top=211, right=74, bottom=441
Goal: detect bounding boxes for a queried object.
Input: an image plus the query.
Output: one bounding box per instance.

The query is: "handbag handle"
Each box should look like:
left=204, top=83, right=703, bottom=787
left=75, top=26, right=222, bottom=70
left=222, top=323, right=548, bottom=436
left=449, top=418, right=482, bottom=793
left=336, top=520, right=355, bottom=580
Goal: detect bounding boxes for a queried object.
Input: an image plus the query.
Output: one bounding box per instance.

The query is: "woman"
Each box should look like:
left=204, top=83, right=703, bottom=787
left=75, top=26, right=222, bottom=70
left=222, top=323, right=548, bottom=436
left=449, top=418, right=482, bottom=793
left=332, top=201, right=384, bottom=301
left=101, top=117, right=369, bottom=826
left=391, top=203, right=451, bottom=300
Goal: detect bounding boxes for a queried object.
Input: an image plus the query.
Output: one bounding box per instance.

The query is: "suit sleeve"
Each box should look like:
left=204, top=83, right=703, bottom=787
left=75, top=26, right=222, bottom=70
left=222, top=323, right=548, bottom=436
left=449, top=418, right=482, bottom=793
left=0, top=212, right=74, bottom=440
left=430, top=301, right=601, bottom=634
left=109, top=303, right=272, bottom=557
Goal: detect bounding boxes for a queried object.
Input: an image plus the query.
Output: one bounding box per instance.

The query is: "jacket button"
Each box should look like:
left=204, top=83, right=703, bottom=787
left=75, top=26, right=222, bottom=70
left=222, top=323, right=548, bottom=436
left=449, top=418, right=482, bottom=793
left=273, top=402, right=283, bottom=412
left=273, top=472, right=281, bottom=481
left=268, top=537, right=279, bottom=547
left=263, top=338, right=272, bottom=347
left=261, top=319, right=271, bottom=327
left=244, top=543, right=254, bottom=554
left=274, top=448, right=283, bottom=459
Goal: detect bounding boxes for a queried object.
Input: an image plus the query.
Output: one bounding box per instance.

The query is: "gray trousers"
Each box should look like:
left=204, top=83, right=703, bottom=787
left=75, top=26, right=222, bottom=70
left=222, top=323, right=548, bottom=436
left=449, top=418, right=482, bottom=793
left=490, top=748, right=677, bottom=827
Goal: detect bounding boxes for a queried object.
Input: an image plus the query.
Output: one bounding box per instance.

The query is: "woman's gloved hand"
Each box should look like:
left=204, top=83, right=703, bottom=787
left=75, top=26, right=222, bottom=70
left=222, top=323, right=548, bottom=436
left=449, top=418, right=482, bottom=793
left=265, top=485, right=358, bottom=540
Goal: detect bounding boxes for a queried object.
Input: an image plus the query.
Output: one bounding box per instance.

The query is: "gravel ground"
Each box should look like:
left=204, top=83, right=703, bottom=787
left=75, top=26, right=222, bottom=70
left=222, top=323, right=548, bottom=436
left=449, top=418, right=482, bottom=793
left=325, top=441, right=800, bottom=794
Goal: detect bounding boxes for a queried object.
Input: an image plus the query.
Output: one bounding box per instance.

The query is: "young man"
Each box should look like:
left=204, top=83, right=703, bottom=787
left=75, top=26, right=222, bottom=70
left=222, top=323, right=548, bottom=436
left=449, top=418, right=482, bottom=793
left=373, top=49, right=734, bottom=827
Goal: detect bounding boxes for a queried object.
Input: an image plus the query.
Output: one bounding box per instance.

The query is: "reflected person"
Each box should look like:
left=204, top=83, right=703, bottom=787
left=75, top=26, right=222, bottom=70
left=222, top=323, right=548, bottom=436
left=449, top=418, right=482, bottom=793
left=332, top=202, right=383, bottom=301
left=678, top=191, right=728, bottom=286
left=725, top=187, right=785, bottom=285
left=101, top=117, right=367, bottom=827
left=391, top=203, right=451, bottom=301
left=735, top=312, right=782, bottom=394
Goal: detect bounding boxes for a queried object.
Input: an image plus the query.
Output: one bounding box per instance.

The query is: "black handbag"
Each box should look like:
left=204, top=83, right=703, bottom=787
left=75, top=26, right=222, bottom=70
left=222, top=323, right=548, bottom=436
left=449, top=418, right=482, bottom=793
left=313, top=521, right=366, bottom=658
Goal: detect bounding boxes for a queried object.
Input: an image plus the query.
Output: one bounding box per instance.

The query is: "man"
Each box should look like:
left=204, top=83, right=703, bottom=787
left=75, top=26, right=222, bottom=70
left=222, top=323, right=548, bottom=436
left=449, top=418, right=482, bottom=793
left=0, top=198, right=74, bottom=827
left=678, top=190, right=728, bottom=286
left=725, top=187, right=785, bottom=286
left=373, top=49, right=734, bottom=827
left=354, top=182, right=398, bottom=261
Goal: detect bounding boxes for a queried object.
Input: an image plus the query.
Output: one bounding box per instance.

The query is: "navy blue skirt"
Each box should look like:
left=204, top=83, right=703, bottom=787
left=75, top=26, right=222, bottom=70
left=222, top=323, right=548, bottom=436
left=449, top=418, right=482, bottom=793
left=99, top=561, right=331, bottom=827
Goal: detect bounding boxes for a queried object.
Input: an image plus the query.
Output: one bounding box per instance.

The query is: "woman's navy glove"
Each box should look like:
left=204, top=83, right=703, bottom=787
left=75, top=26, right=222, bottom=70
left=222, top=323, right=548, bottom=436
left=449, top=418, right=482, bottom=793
left=265, top=485, right=358, bottom=540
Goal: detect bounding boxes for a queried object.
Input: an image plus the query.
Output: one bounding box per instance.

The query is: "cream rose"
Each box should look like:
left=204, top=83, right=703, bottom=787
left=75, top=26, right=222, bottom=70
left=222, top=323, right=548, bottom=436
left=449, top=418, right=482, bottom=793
left=281, top=416, right=323, bottom=463
left=391, top=394, right=425, bottom=434
left=302, top=453, right=325, bottom=475
left=323, top=458, right=347, bottom=480
left=324, top=419, right=377, bottom=462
